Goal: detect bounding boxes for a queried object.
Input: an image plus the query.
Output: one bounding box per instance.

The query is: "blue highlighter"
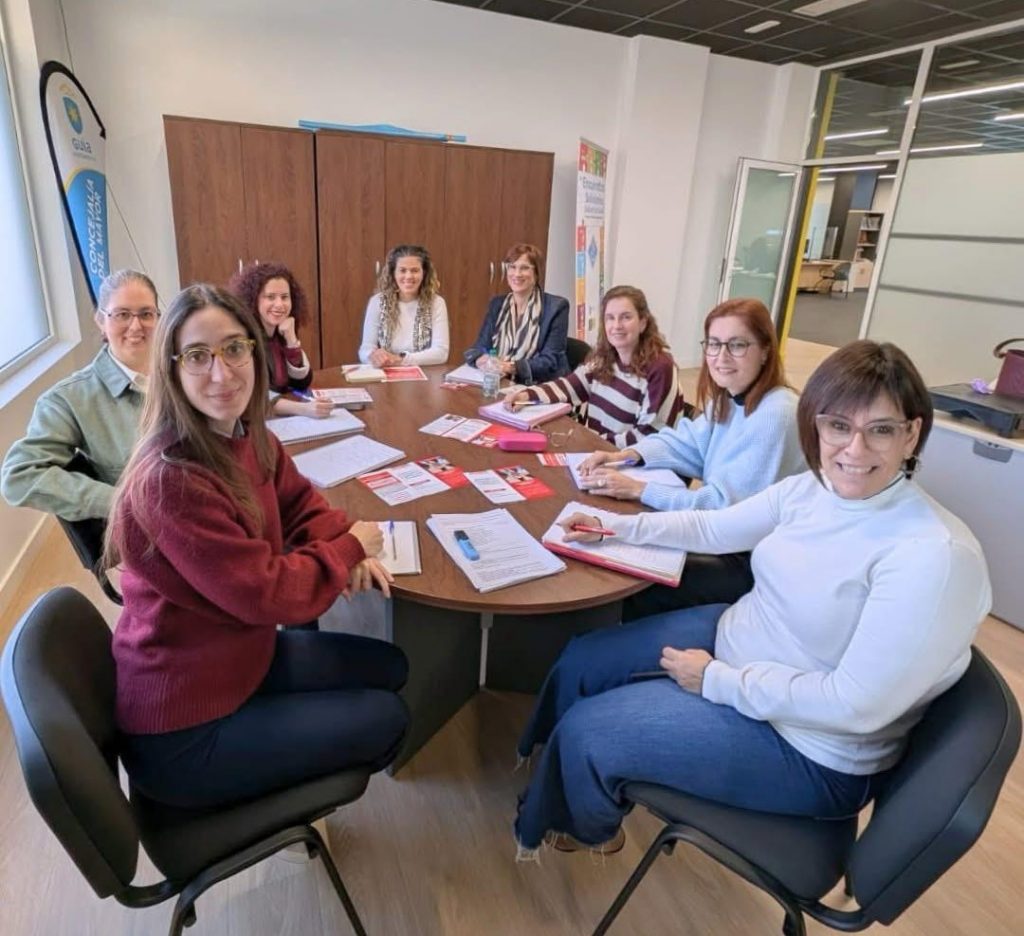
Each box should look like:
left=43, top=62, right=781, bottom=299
left=454, top=530, right=480, bottom=561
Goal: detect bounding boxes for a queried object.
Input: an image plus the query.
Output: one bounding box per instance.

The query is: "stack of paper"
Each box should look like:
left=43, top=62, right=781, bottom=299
left=291, top=435, right=404, bottom=488
left=426, top=509, right=566, bottom=593
left=564, top=452, right=688, bottom=491
left=342, top=364, right=387, bottom=383
left=444, top=363, right=484, bottom=385
left=479, top=400, right=571, bottom=430
left=267, top=410, right=365, bottom=444
left=542, top=501, right=686, bottom=586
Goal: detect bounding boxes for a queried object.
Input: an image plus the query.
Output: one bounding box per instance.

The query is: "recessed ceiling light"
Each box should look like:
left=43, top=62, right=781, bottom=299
left=940, top=59, right=980, bottom=70
left=815, top=163, right=888, bottom=173
left=994, top=111, right=1024, bottom=122
left=824, top=127, right=888, bottom=141
left=905, top=78, right=1024, bottom=105
left=792, top=0, right=868, bottom=15
left=745, top=20, right=780, bottom=34
left=876, top=142, right=983, bottom=155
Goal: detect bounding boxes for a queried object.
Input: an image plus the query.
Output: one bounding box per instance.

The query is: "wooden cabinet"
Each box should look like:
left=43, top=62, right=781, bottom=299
left=166, top=117, right=554, bottom=370
left=164, top=116, right=321, bottom=367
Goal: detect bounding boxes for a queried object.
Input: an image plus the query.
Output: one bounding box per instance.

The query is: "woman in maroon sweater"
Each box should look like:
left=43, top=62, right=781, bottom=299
left=104, top=283, right=408, bottom=808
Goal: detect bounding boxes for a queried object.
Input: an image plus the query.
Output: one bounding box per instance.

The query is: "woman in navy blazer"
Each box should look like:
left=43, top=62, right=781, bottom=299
left=463, top=243, right=570, bottom=385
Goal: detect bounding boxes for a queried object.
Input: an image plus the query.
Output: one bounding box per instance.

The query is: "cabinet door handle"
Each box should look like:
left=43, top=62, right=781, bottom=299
left=489, top=261, right=495, bottom=282
left=238, top=258, right=243, bottom=272
left=375, top=260, right=381, bottom=277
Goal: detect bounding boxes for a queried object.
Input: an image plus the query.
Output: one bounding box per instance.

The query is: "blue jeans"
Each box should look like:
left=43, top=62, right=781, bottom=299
left=515, top=605, right=874, bottom=849
left=122, top=630, right=409, bottom=808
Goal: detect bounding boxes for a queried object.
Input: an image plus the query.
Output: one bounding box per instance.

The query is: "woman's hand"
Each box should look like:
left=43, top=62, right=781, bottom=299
left=349, top=520, right=384, bottom=557
left=578, top=448, right=640, bottom=475
left=583, top=469, right=645, bottom=501
left=499, top=358, right=516, bottom=377
left=659, top=648, right=713, bottom=694
left=558, top=512, right=605, bottom=544
left=369, top=348, right=402, bottom=368
left=475, top=353, right=491, bottom=369
left=344, top=557, right=394, bottom=599
left=277, top=317, right=300, bottom=348
left=503, top=390, right=529, bottom=411
left=299, top=399, right=333, bottom=419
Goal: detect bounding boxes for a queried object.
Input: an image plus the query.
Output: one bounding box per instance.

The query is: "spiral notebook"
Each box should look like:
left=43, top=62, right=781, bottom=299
left=478, top=400, right=571, bottom=430
left=267, top=410, right=365, bottom=444
left=291, top=435, right=404, bottom=488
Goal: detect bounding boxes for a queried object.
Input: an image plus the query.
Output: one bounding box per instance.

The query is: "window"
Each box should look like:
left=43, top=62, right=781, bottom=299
left=0, top=32, right=54, bottom=380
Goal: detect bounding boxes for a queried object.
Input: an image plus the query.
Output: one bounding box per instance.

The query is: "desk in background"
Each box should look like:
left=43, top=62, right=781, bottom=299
left=296, top=366, right=650, bottom=770
left=796, top=259, right=840, bottom=291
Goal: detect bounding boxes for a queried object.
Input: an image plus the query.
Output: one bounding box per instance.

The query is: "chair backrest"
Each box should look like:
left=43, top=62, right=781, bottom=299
left=832, top=262, right=852, bottom=280
left=0, top=587, right=139, bottom=898
left=848, top=647, right=1021, bottom=925
left=55, top=453, right=121, bottom=605
left=566, top=337, right=592, bottom=371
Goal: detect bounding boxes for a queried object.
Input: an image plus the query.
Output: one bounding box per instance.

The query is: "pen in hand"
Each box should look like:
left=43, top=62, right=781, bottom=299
left=570, top=524, right=616, bottom=537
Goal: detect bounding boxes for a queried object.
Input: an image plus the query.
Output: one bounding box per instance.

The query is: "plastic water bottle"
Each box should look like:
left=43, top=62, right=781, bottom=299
left=481, top=349, right=501, bottom=400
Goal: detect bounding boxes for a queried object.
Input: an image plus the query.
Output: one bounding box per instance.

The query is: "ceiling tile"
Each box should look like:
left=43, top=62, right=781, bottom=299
left=485, top=0, right=571, bottom=19
left=555, top=6, right=638, bottom=29
left=972, top=0, right=1024, bottom=18
left=831, top=0, right=950, bottom=32
left=653, top=0, right=761, bottom=31
left=687, top=30, right=759, bottom=54
left=770, top=22, right=874, bottom=51
left=692, top=9, right=808, bottom=40
left=883, top=11, right=982, bottom=41
left=582, top=0, right=682, bottom=15
left=615, top=20, right=697, bottom=39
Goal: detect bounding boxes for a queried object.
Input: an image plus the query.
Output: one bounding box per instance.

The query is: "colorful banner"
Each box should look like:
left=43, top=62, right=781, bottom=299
left=575, top=139, right=608, bottom=345
left=40, top=62, right=109, bottom=304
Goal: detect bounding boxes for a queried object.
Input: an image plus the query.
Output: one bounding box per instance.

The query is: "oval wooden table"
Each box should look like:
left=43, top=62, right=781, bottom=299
left=293, top=366, right=654, bottom=770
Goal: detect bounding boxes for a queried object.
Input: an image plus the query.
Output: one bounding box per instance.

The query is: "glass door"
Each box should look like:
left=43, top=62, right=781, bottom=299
left=718, top=158, right=803, bottom=321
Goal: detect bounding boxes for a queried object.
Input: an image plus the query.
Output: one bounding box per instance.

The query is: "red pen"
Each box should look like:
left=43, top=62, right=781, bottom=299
left=570, top=524, right=616, bottom=536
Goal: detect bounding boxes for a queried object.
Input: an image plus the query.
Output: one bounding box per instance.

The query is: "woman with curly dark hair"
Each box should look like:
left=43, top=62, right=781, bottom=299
left=504, top=285, right=683, bottom=448
left=358, top=244, right=449, bottom=366
left=229, top=262, right=329, bottom=418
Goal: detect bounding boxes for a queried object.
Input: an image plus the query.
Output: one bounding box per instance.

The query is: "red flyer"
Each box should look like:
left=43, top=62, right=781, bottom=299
left=495, top=464, right=554, bottom=500
left=382, top=365, right=429, bottom=382
left=415, top=455, right=469, bottom=488
left=470, top=423, right=520, bottom=448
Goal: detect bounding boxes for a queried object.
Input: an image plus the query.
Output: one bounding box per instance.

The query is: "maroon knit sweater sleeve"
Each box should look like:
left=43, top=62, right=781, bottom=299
left=273, top=439, right=356, bottom=550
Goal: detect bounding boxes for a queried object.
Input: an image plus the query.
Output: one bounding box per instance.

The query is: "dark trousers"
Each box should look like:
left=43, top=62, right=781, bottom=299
left=622, top=551, right=754, bottom=622
left=121, top=630, right=409, bottom=809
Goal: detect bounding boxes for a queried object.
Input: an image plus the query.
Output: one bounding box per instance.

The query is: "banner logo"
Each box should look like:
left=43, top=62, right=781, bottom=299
left=63, top=95, right=83, bottom=133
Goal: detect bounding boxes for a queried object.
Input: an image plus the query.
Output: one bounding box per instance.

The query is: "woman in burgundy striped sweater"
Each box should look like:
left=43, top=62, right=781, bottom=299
left=504, top=285, right=684, bottom=448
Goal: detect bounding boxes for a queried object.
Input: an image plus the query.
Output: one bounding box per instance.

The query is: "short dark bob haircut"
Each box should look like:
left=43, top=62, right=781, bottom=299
left=797, top=340, right=933, bottom=482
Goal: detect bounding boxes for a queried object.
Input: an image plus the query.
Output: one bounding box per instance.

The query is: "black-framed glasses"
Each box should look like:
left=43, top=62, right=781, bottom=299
left=815, top=414, right=911, bottom=452
left=701, top=338, right=757, bottom=357
left=101, top=307, right=160, bottom=326
left=172, top=338, right=256, bottom=375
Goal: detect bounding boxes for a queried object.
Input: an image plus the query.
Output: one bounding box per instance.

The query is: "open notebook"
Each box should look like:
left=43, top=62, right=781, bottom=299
left=291, top=435, right=404, bottom=488
left=426, top=509, right=565, bottom=593
left=564, top=452, right=688, bottom=491
left=267, top=410, right=365, bottom=444
left=542, top=501, right=686, bottom=586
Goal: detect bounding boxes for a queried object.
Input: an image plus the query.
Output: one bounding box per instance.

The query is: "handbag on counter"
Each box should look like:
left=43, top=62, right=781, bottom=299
left=993, top=339, right=1024, bottom=398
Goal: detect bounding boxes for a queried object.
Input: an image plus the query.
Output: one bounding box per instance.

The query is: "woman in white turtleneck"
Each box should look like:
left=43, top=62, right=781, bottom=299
left=514, top=340, right=991, bottom=856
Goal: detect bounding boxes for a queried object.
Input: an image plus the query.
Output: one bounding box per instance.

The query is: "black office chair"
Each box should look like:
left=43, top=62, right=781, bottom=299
left=594, top=647, right=1021, bottom=936
left=567, top=336, right=592, bottom=371
left=55, top=451, right=122, bottom=605
left=1, top=587, right=374, bottom=936
left=815, top=261, right=851, bottom=299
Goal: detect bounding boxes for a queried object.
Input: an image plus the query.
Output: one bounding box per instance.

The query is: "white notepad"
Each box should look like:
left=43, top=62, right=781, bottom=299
left=267, top=410, right=365, bottom=444
left=444, top=363, right=485, bottom=385
left=291, top=435, right=405, bottom=488
left=426, top=509, right=565, bottom=593
left=542, top=501, right=686, bottom=586
left=564, top=452, right=688, bottom=490
left=378, top=521, right=421, bottom=576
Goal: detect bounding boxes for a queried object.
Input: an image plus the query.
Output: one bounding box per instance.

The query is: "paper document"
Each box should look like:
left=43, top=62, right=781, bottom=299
left=311, top=387, right=373, bottom=407
left=426, top=509, right=565, bottom=593
left=342, top=364, right=386, bottom=383
left=359, top=461, right=451, bottom=506
left=267, top=410, right=365, bottom=444
left=465, top=466, right=554, bottom=504
left=378, top=521, right=421, bottom=575
left=444, top=363, right=484, bottom=385
left=565, top=452, right=688, bottom=491
left=291, top=435, right=404, bottom=488
left=542, top=501, right=686, bottom=586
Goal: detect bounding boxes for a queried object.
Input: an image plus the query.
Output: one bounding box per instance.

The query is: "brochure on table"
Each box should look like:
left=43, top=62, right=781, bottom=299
left=426, top=509, right=566, bottom=593
left=419, top=413, right=519, bottom=448
left=359, top=456, right=468, bottom=506
left=541, top=501, right=687, bottom=586
left=311, top=387, right=374, bottom=407
left=464, top=465, right=554, bottom=504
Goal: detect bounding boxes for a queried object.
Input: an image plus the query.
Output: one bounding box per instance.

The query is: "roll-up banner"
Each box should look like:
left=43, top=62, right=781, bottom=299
left=40, top=61, right=108, bottom=304
left=574, top=138, right=607, bottom=345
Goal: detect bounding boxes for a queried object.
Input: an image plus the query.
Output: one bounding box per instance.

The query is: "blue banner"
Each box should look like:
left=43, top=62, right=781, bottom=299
left=40, top=62, right=108, bottom=304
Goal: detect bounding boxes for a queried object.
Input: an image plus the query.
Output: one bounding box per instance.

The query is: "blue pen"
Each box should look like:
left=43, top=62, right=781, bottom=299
left=388, top=520, right=397, bottom=560
left=604, top=457, right=638, bottom=468
left=454, top=529, right=480, bottom=561
left=295, top=389, right=315, bottom=402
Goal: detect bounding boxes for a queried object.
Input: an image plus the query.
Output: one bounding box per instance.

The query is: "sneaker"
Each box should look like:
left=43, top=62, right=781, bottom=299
left=545, top=826, right=626, bottom=855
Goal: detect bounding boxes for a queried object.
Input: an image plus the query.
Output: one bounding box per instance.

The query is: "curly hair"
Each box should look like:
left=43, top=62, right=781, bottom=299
left=587, top=285, right=670, bottom=383
left=228, top=261, right=309, bottom=331
left=375, top=245, right=440, bottom=345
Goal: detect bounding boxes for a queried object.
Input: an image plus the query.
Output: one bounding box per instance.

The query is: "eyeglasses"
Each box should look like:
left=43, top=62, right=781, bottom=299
left=102, top=307, right=160, bottom=326
left=701, top=338, right=757, bottom=357
left=506, top=264, right=535, bottom=275
left=815, top=414, right=912, bottom=452
left=172, top=338, right=256, bottom=375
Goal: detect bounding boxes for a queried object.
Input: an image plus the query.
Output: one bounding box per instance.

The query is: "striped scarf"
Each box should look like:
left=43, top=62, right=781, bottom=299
left=493, top=289, right=542, bottom=362
left=377, top=294, right=433, bottom=353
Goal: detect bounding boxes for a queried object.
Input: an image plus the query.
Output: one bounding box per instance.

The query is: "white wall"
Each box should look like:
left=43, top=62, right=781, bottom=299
left=867, top=152, right=1024, bottom=385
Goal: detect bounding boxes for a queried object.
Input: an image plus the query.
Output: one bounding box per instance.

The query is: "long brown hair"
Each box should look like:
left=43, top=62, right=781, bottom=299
left=587, top=285, right=670, bottom=383
left=103, top=284, right=276, bottom=569
left=695, top=298, right=787, bottom=423
left=375, top=244, right=440, bottom=338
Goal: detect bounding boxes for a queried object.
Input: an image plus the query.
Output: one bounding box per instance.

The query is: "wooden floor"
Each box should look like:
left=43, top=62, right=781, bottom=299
left=1, top=338, right=1021, bottom=935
